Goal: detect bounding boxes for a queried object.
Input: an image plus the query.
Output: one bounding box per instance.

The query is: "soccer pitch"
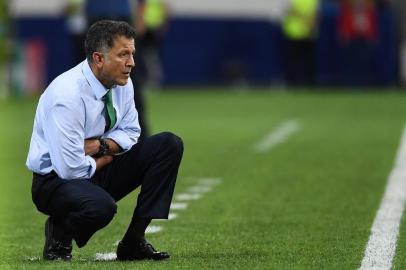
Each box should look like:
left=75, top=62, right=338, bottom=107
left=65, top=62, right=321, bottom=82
left=2, top=88, right=406, bottom=269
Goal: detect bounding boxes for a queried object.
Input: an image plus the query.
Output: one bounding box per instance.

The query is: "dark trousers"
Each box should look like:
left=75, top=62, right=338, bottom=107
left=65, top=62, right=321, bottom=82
left=31, top=132, right=183, bottom=247
left=284, top=39, right=316, bottom=87
left=341, top=39, right=377, bottom=87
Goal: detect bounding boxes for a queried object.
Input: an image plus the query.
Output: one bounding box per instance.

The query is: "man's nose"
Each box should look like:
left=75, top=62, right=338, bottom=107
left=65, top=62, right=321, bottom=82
left=127, top=55, right=135, bottom=68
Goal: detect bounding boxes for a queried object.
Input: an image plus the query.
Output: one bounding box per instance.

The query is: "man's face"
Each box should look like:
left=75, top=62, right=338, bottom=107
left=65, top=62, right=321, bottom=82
left=99, top=36, right=135, bottom=88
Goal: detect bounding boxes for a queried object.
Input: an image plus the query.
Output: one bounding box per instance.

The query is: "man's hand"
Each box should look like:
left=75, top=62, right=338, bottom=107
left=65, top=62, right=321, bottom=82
left=84, top=139, right=100, bottom=156
left=85, top=138, right=122, bottom=158
left=95, top=155, right=113, bottom=171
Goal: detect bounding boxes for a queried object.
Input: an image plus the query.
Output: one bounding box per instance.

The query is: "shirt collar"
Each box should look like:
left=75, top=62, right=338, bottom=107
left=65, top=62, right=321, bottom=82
left=82, top=60, right=111, bottom=100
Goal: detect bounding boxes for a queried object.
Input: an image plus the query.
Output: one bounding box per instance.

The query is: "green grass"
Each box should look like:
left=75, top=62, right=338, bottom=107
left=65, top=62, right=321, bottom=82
left=1, top=89, right=406, bottom=269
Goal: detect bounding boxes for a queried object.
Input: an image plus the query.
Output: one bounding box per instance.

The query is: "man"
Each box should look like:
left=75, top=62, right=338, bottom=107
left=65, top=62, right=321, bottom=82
left=337, top=0, right=378, bottom=86
left=282, top=0, right=319, bottom=86
left=85, top=0, right=150, bottom=140
left=26, top=20, right=183, bottom=261
left=135, top=0, right=169, bottom=88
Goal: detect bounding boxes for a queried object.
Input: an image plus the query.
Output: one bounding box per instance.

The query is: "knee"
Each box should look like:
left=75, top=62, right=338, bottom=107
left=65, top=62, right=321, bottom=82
left=159, top=132, right=184, bottom=155
left=97, top=199, right=117, bottom=224
left=85, top=198, right=117, bottom=227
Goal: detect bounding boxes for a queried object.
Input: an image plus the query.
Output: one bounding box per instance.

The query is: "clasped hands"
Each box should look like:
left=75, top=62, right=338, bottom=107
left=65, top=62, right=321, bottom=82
left=84, top=138, right=113, bottom=170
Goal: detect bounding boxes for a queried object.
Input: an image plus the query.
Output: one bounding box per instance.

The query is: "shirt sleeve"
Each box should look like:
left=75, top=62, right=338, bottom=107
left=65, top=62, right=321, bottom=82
left=43, top=98, right=96, bottom=179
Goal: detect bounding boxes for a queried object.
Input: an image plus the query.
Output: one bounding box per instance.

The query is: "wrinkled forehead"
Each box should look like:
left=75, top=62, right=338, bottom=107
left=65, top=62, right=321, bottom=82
left=109, top=36, right=135, bottom=52
left=111, top=35, right=135, bottom=49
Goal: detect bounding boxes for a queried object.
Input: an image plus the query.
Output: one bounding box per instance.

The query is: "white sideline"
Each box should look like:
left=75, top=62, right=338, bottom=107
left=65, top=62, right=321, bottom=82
left=359, top=124, right=406, bottom=270
left=253, top=119, right=301, bottom=153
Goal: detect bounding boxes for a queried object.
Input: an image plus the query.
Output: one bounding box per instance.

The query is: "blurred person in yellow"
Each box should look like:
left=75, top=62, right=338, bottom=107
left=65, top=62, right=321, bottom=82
left=66, top=0, right=87, bottom=65
left=136, top=0, right=168, bottom=89
left=26, top=20, right=183, bottom=261
left=282, top=0, right=319, bottom=86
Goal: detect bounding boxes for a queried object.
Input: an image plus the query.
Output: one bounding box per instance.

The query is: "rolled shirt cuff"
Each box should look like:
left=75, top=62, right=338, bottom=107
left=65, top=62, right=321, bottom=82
left=105, top=130, right=137, bottom=155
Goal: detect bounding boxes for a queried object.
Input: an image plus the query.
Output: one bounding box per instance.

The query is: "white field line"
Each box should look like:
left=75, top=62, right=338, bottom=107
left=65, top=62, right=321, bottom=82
left=175, top=193, right=202, bottom=201
left=187, top=186, right=213, bottom=193
left=95, top=252, right=117, bottom=261
left=24, top=256, right=40, bottom=261
left=145, top=225, right=163, bottom=234
left=359, top=124, right=406, bottom=270
left=170, top=202, right=188, bottom=210
left=155, top=213, right=178, bottom=221
left=253, top=119, right=301, bottom=153
left=168, top=213, right=178, bottom=220
left=197, top=177, right=223, bottom=186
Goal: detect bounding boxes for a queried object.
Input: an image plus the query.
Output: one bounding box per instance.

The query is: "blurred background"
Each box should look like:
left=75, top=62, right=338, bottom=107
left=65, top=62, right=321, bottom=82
left=3, top=2, right=406, bottom=267
left=0, top=0, right=404, bottom=96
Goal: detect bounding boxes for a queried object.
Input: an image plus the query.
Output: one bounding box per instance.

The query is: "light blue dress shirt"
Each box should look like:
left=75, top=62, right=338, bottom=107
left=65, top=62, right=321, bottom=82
left=26, top=60, right=140, bottom=180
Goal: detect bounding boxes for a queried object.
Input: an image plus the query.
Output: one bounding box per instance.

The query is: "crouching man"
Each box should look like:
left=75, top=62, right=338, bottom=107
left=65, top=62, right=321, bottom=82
left=26, top=20, right=183, bottom=261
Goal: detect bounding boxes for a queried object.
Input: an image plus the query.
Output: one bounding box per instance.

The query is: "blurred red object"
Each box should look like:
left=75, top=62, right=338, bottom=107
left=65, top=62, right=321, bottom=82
left=338, top=0, right=378, bottom=42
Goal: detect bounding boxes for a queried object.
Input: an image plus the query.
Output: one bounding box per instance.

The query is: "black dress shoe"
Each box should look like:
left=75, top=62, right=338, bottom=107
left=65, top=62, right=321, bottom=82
left=43, top=217, right=73, bottom=261
left=116, top=239, right=170, bottom=261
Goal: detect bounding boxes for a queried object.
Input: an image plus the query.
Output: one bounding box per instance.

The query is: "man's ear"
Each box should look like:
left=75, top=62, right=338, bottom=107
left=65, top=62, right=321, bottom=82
left=92, top=52, right=104, bottom=68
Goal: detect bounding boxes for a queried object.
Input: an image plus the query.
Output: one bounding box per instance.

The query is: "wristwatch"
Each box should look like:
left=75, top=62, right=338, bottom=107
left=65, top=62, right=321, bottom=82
left=97, top=138, right=109, bottom=156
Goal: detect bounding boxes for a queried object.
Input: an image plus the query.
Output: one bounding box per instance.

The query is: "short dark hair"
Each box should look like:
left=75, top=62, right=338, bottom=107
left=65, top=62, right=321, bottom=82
left=85, top=20, right=136, bottom=62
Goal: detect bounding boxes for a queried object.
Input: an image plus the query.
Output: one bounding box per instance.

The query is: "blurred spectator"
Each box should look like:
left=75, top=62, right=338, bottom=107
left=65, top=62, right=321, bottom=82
left=337, top=0, right=378, bottom=86
left=85, top=0, right=132, bottom=25
left=282, top=0, right=320, bottom=86
left=84, top=0, right=149, bottom=140
left=136, top=0, right=168, bottom=89
left=392, top=0, right=406, bottom=85
left=66, top=0, right=87, bottom=65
